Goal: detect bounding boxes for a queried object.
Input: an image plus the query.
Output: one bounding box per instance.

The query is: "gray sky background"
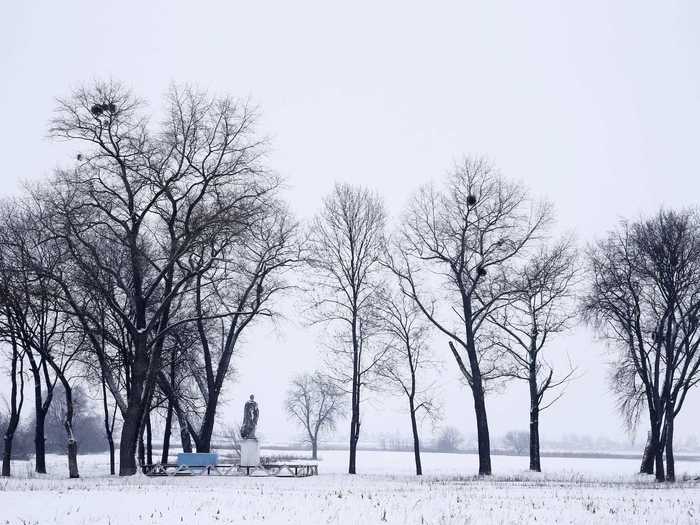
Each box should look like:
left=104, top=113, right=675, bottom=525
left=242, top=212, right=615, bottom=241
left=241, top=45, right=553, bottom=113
left=1, top=1, right=700, bottom=446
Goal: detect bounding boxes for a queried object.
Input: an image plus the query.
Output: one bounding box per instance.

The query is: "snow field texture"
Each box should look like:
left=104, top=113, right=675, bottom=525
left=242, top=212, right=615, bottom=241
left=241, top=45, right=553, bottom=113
left=0, top=450, right=698, bottom=524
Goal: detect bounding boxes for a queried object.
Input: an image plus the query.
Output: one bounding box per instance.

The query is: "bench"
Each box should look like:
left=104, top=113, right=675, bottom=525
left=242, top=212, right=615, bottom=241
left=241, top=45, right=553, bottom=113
left=262, top=463, right=318, bottom=477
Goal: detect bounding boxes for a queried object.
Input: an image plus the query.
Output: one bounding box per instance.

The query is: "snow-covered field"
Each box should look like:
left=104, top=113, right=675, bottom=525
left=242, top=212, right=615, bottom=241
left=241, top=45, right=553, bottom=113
left=1, top=450, right=699, bottom=524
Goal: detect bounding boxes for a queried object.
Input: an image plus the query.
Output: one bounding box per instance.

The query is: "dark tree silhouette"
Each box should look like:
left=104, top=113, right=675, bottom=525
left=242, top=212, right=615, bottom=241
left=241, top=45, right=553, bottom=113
left=583, top=209, right=700, bottom=482
left=0, top=318, right=25, bottom=477
left=29, top=81, right=271, bottom=475
left=389, top=158, right=550, bottom=475
left=487, top=238, right=578, bottom=471
left=375, top=289, right=439, bottom=475
left=306, top=183, right=387, bottom=474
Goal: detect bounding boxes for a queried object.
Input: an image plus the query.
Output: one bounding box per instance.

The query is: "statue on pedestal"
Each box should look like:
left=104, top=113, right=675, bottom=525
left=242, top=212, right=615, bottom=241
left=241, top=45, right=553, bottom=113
left=240, top=394, right=259, bottom=439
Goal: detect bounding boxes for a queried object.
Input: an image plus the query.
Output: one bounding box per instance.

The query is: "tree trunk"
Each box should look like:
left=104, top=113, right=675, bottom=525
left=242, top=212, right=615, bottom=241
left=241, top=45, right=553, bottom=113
left=101, top=377, right=115, bottom=475
left=348, top=375, right=361, bottom=474
left=408, top=398, right=422, bottom=476
left=2, top=337, right=23, bottom=477
left=145, top=413, right=153, bottom=466
left=2, top=434, right=14, bottom=478
left=60, top=379, right=79, bottom=478
left=177, top=412, right=193, bottom=453
left=348, top=398, right=359, bottom=474
left=665, top=404, right=675, bottom=482
left=107, top=430, right=115, bottom=475
left=348, top=316, right=360, bottom=475
left=67, top=440, right=79, bottom=479
left=311, top=438, right=318, bottom=461
left=34, top=409, right=47, bottom=474
left=528, top=366, right=541, bottom=472
left=26, top=349, right=55, bottom=475
left=197, top=409, right=216, bottom=453
left=653, top=414, right=665, bottom=482
left=640, top=430, right=655, bottom=474
left=472, top=385, right=492, bottom=475
left=462, top=295, right=491, bottom=476
left=162, top=400, right=173, bottom=464
left=118, top=404, right=142, bottom=476
left=138, top=430, right=145, bottom=470
left=119, top=332, right=156, bottom=476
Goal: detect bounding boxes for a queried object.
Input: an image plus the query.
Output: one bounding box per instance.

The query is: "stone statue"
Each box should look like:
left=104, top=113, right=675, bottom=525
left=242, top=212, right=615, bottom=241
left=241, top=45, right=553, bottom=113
left=240, top=394, right=259, bottom=439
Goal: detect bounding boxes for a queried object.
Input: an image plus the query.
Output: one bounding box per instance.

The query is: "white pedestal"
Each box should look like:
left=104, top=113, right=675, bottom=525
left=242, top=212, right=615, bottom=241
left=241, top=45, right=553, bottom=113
left=240, top=438, right=260, bottom=467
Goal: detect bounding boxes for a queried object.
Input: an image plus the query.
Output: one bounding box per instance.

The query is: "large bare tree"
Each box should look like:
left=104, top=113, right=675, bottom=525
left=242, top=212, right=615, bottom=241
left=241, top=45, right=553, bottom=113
left=583, top=209, right=700, bottom=482
left=486, top=238, right=578, bottom=471
left=27, top=81, right=272, bottom=475
left=306, top=183, right=387, bottom=474
left=285, top=372, right=345, bottom=459
left=389, top=158, right=550, bottom=475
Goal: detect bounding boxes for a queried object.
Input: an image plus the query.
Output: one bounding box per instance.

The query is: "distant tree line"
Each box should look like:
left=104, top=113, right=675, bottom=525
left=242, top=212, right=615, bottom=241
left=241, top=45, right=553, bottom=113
left=1, top=80, right=699, bottom=483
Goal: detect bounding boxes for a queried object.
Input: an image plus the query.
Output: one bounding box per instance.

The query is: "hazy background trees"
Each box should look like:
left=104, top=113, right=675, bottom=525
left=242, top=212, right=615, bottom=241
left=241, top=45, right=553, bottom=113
left=285, top=372, right=345, bottom=459
left=435, top=426, right=463, bottom=452
left=503, top=430, right=530, bottom=455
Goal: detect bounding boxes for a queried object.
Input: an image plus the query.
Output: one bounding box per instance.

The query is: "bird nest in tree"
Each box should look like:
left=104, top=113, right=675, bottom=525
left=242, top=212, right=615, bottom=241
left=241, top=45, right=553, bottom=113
left=90, top=102, right=116, bottom=116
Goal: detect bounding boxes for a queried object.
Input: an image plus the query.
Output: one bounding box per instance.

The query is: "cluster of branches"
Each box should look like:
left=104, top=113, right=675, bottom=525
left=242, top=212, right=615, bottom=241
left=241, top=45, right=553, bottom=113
left=302, top=161, right=579, bottom=476
left=0, top=81, right=299, bottom=477
left=583, top=209, right=700, bottom=482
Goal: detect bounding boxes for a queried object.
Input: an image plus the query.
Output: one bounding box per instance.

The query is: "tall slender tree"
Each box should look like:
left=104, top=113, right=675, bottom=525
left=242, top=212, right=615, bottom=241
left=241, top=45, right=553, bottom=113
left=375, top=289, right=438, bottom=475
left=486, top=238, right=578, bottom=471
left=306, top=183, right=387, bottom=474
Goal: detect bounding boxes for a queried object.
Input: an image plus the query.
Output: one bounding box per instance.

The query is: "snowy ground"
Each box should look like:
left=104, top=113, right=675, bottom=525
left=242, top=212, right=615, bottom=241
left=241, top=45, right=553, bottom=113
left=1, top=450, right=699, bottom=524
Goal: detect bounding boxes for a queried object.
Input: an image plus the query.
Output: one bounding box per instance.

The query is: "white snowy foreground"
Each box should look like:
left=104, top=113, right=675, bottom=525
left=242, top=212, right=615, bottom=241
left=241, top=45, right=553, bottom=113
left=1, top=450, right=699, bottom=524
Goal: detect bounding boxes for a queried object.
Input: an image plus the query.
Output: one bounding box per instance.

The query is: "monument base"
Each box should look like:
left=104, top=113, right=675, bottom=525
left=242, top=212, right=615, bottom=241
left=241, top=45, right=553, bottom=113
left=240, top=438, right=260, bottom=467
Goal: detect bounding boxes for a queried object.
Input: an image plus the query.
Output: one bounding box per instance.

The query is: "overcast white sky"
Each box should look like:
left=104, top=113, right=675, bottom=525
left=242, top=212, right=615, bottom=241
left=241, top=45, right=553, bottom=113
left=1, top=1, right=700, bottom=447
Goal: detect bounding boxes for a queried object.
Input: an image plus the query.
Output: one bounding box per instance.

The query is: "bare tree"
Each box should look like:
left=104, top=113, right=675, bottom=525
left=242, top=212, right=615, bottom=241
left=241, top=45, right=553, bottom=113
left=285, top=372, right=345, bottom=459
left=389, top=158, right=550, bottom=475
left=375, top=289, right=439, bottom=475
left=503, top=430, right=529, bottom=455
left=100, top=373, right=118, bottom=474
left=306, top=183, right=387, bottom=474
left=27, top=80, right=272, bottom=476
left=435, top=426, right=463, bottom=452
left=486, top=238, right=578, bottom=471
left=0, top=202, right=81, bottom=477
left=0, top=316, right=25, bottom=477
left=583, top=209, right=700, bottom=482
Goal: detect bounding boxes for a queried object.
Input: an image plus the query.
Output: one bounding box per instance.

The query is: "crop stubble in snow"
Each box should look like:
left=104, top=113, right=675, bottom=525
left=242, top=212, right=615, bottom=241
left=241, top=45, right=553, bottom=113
left=0, top=452, right=699, bottom=524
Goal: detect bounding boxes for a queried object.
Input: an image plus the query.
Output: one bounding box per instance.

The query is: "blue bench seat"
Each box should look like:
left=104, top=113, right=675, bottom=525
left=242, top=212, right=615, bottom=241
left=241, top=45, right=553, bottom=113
left=176, top=452, right=219, bottom=467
